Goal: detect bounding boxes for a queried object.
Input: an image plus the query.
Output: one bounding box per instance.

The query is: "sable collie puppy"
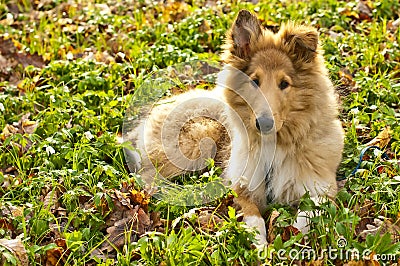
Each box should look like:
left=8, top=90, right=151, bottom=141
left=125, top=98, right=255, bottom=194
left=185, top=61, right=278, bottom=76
left=127, top=10, right=344, bottom=244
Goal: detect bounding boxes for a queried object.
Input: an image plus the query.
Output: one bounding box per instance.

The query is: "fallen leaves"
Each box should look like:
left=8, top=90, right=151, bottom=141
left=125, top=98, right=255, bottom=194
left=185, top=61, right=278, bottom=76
left=130, top=189, right=151, bottom=207
left=354, top=198, right=400, bottom=247
left=0, top=113, right=38, bottom=192
left=0, top=37, right=46, bottom=85
left=161, top=0, right=189, bottom=23
left=267, top=210, right=280, bottom=243
left=339, top=0, right=372, bottom=23
left=1, top=113, right=38, bottom=139
left=45, top=239, right=68, bottom=266
left=0, top=238, right=29, bottom=266
left=365, top=126, right=392, bottom=149
left=0, top=113, right=38, bottom=165
left=29, top=183, right=162, bottom=264
left=181, top=207, right=225, bottom=233
left=387, top=18, right=400, bottom=33
left=91, top=187, right=162, bottom=260
left=358, top=216, right=400, bottom=242
left=355, top=1, right=373, bottom=22
left=42, top=190, right=61, bottom=213
left=0, top=0, right=399, bottom=264
left=266, top=209, right=300, bottom=245
left=0, top=217, right=14, bottom=232
left=339, top=68, right=356, bottom=88
left=337, top=67, right=357, bottom=97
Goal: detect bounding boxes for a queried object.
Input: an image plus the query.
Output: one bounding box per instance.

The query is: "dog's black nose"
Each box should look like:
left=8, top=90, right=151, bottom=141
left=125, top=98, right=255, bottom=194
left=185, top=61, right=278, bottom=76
left=255, top=115, right=274, bottom=133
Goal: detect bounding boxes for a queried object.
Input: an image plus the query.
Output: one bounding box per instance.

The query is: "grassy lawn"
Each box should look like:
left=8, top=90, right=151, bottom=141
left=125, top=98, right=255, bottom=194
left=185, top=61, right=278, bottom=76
left=0, top=0, right=400, bottom=265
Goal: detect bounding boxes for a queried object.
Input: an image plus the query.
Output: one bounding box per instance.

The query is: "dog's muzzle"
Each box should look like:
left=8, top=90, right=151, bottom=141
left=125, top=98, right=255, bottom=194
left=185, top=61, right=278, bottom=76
left=255, top=115, right=274, bottom=134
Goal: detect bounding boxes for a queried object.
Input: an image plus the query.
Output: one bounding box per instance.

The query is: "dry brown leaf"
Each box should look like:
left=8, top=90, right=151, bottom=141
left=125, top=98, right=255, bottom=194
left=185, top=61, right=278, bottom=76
left=43, top=190, right=60, bottom=212
left=106, top=216, right=133, bottom=249
left=356, top=217, right=374, bottom=238
left=356, top=199, right=375, bottom=218
left=105, top=207, right=125, bottom=227
left=199, top=61, right=221, bottom=76
left=339, top=1, right=372, bottom=22
left=365, top=251, right=380, bottom=266
left=0, top=37, right=45, bottom=85
left=337, top=67, right=357, bottom=97
left=358, top=216, right=400, bottom=241
left=93, top=190, right=160, bottom=259
left=114, top=190, right=132, bottom=209
left=1, top=124, right=18, bottom=140
left=0, top=54, right=7, bottom=67
left=0, top=218, right=14, bottom=231
left=161, top=0, right=189, bottom=23
left=339, top=8, right=359, bottom=20
left=388, top=18, right=400, bottom=33
left=365, top=126, right=392, bottom=148
left=21, top=120, right=38, bottom=135
left=196, top=209, right=224, bottom=232
left=134, top=208, right=151, bottom=235
left=339, top=68, right=355, bottom=84
left=45, top=246, right=64, bottom=266
left=14, top=52, right=45, bottom=68
left=267, top=210, right=280, bottom=243
left=150, top=212, right=164, bottom=232
left=90, top=248, right=116, bottom=261
left=105, top=190, right=133, bottom=226
left=356, top=1, right=372, bottom=21
left=130, top=188, right=150, bottom=207
left=1, top=113, right=38, bottom=145
left=0, top=37, right=17, bottom=55
left=282, top=225, right=300, bottom=242
left=92, top=182, right=163, bottom=260
left=0, top=238, right=29, bottom=266
left=0, top=205, right=24, bottom=219
left=49, top=206, right=66, bottom=219
left=11, top=207, right=23, bottom=217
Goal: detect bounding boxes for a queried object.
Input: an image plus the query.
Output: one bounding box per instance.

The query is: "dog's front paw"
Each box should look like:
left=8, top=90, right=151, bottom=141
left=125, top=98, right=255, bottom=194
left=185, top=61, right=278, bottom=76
left=243, top=215, right=267, bottom=246
left=293, top=196, right=326, bottom=234
left=293, top=211, right=311, bottom=234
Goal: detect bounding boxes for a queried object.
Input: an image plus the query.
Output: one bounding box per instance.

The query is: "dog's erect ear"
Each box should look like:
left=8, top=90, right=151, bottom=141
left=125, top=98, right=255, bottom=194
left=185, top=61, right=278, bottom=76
left=229, top=10, right=262, bottom=59
left=280, top=23, right=319, bottom=63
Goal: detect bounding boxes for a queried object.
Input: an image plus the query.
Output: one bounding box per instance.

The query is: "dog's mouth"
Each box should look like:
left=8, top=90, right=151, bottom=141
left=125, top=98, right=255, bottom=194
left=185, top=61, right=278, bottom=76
left=255, top=115, right=275, bottom=134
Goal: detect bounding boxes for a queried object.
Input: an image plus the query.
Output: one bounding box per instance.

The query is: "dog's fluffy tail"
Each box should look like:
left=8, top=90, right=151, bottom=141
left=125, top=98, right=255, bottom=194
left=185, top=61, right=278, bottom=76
left=124, top=147, right=142, bottom=173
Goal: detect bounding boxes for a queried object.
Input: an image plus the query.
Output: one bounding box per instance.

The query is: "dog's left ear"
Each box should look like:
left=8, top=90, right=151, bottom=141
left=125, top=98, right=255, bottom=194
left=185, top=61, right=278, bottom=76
left=280, top=23, right=318, bottom=63
left=229, top=10, right=263, bottom=60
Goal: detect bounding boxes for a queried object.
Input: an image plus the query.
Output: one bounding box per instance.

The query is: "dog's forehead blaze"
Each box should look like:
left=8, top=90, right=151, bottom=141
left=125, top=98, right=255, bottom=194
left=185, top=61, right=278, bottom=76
left=249, top=49, right=295, bottom=77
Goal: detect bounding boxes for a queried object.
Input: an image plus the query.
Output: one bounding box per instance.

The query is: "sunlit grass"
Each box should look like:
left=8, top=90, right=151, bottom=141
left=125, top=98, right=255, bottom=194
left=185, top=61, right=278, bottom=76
left=0, top=0, right=399, bottom=264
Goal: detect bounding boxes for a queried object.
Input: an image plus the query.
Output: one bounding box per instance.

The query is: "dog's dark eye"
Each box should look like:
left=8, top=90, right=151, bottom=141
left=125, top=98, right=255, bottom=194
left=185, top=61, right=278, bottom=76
left=279, top=80, right=289, bottom=90
left=252, top=79, right=260, bottom=87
